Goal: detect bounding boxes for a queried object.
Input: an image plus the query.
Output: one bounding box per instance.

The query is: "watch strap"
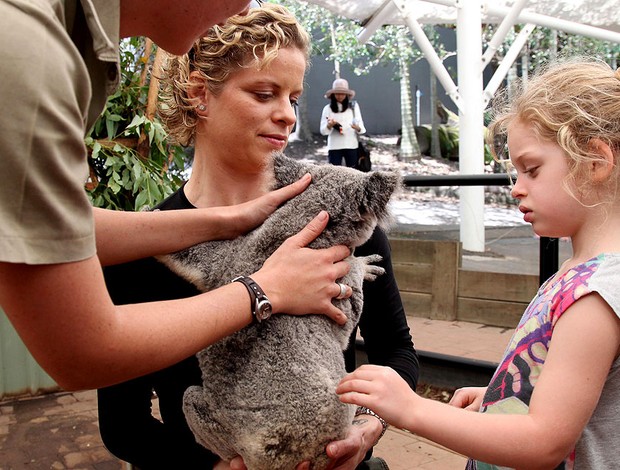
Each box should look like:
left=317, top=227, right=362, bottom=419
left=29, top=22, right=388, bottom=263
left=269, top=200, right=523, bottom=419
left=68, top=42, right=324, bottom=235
left=232, top=276, right=269, bottom=323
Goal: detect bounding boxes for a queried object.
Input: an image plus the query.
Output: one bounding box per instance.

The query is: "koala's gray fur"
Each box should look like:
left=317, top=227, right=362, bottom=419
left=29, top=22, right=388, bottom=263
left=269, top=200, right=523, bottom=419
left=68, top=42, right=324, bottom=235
left=157, top=153, right=399, bottom=470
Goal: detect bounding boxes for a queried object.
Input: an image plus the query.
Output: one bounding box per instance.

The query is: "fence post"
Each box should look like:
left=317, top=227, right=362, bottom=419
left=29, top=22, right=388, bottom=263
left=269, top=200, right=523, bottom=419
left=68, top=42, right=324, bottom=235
left=430, top=241, right=461, bottom=321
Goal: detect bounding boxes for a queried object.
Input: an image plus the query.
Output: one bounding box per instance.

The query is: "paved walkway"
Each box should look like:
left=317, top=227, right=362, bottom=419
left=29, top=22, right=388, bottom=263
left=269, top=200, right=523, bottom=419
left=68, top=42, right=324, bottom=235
left=0, top=316, right=511, bottom=470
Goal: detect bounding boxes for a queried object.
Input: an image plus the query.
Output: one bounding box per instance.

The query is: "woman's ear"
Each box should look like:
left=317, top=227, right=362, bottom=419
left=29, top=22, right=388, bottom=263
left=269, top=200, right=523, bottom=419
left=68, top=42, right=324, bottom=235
left=188, top=71, right=208, bottom=115
left=589, top=138, right=615, bottom=183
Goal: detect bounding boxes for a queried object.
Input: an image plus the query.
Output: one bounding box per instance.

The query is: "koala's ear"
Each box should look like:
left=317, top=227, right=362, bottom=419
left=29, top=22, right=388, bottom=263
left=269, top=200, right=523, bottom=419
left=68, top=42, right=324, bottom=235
left=273, top=153, right=308, bottom=189
left=363, top=171, right=400, bottom=215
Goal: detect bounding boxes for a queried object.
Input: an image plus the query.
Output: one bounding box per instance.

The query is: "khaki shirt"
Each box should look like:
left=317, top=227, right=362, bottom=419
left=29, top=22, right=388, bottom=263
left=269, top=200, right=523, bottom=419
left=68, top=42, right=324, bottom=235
left=0, top=0, right=119, bottom=264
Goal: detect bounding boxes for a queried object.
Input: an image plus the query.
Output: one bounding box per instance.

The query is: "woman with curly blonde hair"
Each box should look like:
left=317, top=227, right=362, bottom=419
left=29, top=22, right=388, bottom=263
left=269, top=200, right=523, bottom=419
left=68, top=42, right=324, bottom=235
left=99, top=4, right=417, bottom=470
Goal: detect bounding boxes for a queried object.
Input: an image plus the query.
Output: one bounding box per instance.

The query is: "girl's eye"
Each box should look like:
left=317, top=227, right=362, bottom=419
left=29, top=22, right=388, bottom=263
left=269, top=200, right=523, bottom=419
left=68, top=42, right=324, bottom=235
left=524, top=166, right=539, bottom=177
left=255, top=92, right=273, bottom=101
left=290, top=99, right=299, bottom=108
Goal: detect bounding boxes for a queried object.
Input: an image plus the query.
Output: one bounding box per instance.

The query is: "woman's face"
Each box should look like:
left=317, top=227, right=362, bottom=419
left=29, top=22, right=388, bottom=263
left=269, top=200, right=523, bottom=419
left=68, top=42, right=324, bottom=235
left=334, top=93, right=348, bottom=103
left=199, top=47, right=306, bottom=171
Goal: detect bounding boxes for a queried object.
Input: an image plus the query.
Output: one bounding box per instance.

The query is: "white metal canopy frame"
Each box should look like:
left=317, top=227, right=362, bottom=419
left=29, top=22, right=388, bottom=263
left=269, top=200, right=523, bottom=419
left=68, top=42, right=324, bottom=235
left=305, top=0, right=620, bottom=251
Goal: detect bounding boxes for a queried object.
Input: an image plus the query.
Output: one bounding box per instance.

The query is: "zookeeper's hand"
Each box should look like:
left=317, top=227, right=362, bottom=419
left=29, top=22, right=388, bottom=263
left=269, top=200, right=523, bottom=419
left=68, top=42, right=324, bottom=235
left=324, top=414, right=383, bottom=470
left=252, top=211, right=352, bottom=325
left=214, top=173, right=312, bottom=239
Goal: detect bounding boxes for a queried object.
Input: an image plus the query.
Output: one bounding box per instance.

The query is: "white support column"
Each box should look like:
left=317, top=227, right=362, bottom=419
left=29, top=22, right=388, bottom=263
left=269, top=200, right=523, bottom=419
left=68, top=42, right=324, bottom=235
left=456, top=0, right=485, bottom=252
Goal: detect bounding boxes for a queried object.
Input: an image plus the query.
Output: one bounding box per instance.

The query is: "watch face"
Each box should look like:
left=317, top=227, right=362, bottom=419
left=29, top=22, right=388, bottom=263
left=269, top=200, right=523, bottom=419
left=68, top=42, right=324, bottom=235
left=256, top=299, right=272, bottom=321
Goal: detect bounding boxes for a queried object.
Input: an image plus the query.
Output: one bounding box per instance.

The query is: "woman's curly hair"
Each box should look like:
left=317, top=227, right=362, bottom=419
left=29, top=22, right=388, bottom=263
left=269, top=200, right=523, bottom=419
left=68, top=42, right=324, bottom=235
left=487, top=58, right=620, bottom=204
left=158, top=3, right=311, bottom=147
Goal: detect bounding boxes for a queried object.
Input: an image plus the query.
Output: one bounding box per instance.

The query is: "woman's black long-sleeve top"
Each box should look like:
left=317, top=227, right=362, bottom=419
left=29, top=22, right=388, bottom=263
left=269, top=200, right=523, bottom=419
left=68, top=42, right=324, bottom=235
left=348, top=226, right=419, bottom=390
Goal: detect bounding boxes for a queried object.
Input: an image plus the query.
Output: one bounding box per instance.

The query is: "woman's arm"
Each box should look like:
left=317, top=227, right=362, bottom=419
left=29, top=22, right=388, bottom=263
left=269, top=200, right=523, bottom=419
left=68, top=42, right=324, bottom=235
left=338, top=293, right=620, bottom=469
left=0, top=211, right=352, bottom=390
left=355, top=228, right=419, bottom=389
left=95, top=174, right=312, bottom=266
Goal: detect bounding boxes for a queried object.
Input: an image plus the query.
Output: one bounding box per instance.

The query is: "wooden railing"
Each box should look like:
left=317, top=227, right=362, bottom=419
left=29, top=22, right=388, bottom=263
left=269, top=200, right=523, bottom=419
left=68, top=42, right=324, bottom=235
left=389, top=238, right=538, bottom=329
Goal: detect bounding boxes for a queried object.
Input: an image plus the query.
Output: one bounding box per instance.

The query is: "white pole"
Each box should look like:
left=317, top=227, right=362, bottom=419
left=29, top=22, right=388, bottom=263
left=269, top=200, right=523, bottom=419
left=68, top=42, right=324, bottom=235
left=457, top=0, right=485, bottom=252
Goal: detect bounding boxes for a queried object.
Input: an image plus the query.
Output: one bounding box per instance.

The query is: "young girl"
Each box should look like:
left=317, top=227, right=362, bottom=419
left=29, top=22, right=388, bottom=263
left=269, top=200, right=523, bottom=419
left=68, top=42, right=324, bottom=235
left=337, top=59, right=620, bottom=469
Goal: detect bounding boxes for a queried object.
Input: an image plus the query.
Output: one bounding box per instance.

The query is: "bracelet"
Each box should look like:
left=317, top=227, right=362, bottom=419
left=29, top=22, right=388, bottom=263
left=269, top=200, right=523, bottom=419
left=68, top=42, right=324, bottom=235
left=354, top=406, right=388, bottom=446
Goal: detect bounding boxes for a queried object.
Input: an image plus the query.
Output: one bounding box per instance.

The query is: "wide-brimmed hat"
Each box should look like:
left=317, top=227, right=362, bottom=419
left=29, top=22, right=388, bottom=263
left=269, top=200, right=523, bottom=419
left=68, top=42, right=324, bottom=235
left=324, top=78, right=356, bottom=99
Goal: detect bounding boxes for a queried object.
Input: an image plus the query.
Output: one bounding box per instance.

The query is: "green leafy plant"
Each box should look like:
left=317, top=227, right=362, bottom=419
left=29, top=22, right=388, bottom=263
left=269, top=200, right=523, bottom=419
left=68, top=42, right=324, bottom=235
left=85, top=38, right=187, bottom=211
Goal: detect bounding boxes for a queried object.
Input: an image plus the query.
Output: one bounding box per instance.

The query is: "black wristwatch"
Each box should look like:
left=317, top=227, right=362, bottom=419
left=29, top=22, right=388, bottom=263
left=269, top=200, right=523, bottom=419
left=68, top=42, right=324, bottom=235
left=232, top=276, right=273, bottom=323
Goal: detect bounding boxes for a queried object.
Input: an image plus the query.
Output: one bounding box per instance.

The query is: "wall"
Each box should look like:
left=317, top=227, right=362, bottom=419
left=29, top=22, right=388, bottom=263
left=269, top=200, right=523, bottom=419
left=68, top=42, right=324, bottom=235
left=302, top=27, right=459, bottom=136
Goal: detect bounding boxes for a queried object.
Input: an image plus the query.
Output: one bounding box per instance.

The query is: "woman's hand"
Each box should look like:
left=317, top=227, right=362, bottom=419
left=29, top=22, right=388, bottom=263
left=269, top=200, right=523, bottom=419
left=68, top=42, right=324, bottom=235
left=252, top=211, right=352, bottom=325
left=323, top=413, right=383, bottom=470
left=337, top=365, right=417, bottom=430
left=449, top=387, right=486, bottom=411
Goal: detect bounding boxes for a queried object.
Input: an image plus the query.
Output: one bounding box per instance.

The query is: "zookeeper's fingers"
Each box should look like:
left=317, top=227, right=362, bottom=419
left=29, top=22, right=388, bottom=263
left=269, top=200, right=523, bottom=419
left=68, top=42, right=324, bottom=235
left=267, top=173, right=311, bottom=205
left=288, top=211, right=351, bottom=259
left=228, top=173, right=312, bottom=235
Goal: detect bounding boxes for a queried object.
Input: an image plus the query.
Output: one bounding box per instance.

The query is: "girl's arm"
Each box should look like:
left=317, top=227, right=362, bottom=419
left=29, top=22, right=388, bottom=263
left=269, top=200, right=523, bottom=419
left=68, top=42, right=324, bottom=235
left=94, top=174, right=311, bottom=266
left=338, top=293, right=620, bottom=469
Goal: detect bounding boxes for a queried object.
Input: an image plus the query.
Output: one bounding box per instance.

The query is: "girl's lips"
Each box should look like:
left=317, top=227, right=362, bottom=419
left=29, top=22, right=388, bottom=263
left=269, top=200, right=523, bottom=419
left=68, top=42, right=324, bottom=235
left=519, top=206, right=533, bottom=223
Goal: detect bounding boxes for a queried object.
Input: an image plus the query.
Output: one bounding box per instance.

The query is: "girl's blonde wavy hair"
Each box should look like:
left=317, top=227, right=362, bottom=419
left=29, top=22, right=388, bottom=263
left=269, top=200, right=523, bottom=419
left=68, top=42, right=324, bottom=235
left=158, top=3, right=311, bottom=147
left=488, top=58, right=620, bottom=205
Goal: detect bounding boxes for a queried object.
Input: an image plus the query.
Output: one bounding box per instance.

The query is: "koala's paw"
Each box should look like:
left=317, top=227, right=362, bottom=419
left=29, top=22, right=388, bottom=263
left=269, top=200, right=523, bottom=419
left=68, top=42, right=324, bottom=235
left=358, top=254, right=385, bottom=281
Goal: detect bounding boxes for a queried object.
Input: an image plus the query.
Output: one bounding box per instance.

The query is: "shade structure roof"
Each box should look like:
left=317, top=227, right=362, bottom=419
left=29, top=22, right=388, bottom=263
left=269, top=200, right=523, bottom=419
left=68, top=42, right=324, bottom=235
left=306, top=0, right=620, bottom=34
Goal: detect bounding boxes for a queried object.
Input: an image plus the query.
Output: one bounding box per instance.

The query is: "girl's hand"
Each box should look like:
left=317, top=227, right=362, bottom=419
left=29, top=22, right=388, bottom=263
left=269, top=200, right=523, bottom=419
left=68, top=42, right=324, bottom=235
left=337, top=365, right=417, bottom=430
left=449, top=387, right=486, bottom=411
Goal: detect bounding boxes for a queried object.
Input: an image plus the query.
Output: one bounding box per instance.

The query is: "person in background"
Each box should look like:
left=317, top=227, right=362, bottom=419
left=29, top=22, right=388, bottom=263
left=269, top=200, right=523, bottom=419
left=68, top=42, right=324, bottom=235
left=0, top=0, right=352, bottom=391
left=338, top=59, right=620, bottom=469
left=98, top=5, right=418, bottom=470
left=320, top=78, right=366, bottom=168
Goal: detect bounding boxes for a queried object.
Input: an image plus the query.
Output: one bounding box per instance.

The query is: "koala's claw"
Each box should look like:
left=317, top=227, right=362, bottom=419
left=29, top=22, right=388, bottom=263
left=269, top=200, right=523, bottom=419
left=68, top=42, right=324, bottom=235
left=357, top=255, right=385, bottom=281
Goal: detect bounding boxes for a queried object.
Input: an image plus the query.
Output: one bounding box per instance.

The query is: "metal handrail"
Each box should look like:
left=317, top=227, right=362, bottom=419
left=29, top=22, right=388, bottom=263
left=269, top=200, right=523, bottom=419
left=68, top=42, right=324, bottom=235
left=401, top=173, right=559, bottom=285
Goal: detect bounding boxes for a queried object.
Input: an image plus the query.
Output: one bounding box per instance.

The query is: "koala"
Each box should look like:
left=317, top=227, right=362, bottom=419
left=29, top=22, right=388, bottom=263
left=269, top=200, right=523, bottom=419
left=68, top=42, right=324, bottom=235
left=157, top=153, right=399, bottom=470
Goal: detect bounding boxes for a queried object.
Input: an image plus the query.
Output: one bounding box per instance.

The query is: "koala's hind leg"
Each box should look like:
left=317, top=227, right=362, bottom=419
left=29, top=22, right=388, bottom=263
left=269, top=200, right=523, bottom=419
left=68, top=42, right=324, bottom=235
left=183, top=386, right=236, bottom=460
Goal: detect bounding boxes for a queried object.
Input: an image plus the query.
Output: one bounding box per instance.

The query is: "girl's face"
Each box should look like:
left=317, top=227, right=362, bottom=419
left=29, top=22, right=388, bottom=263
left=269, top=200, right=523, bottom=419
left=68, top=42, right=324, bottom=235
left=334, top=93, right=348, bottom=103
left=508, top=119, right=587, bottom=238
left=199, top=47, right=306, bottom=172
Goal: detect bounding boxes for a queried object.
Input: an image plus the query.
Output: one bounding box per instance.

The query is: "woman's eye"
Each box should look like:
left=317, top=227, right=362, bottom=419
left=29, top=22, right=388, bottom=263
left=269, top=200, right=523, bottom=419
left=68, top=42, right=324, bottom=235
left=255, top=92, right=272, bottom=101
